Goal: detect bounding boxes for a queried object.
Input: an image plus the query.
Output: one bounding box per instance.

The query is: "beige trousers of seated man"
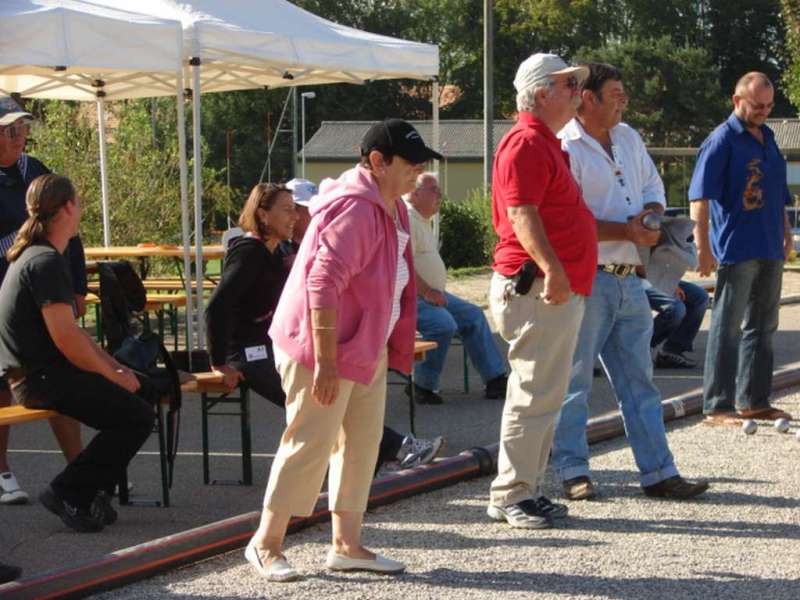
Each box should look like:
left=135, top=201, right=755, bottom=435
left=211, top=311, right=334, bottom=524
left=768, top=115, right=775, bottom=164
left=264, top=351, right=387, bottom=516
left=488, top=274, right=585, bottom=507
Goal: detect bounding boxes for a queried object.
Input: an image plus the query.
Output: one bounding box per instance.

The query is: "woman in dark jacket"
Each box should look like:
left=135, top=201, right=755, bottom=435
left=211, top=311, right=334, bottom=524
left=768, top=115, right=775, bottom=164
left=206, top=184, right=296, bottom=402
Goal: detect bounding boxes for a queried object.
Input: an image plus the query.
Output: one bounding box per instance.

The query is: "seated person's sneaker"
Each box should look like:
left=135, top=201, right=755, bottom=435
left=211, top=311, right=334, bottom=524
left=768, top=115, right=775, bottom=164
left=38, top=486, right=104, bottom=533
left=562, top=476, right=597, bottom=500
left=91, top=490, right=118, bottom=525
left=397, top=435, right=445, bottom=469
left=484, top=374, right=508, bottom=400
left=486, top=498, right=553, bottom=529
left=642, top=476, right=709, bottom=499
left=0, top=471, right=29, bottom=505
left=654, top=350, right=696, bottom=369
left=0, top=562, right=21, bottom=584
left=404, top=383, right=443, bottom=405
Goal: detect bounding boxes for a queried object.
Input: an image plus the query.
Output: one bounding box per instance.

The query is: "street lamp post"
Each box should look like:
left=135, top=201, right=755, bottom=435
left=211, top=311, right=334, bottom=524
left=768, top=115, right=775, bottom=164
left=301, top=91, right=316, bottom=177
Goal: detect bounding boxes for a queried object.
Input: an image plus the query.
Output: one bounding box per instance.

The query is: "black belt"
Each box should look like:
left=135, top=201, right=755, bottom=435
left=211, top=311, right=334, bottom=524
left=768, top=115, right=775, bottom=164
left=598, top=264, right=636, bottom=278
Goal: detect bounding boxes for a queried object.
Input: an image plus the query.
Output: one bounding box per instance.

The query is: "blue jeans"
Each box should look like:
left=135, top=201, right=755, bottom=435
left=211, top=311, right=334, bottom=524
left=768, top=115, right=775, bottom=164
left=552, top=272, right=678, bottom=487
left=703, top=259, right=783, bottom=414
left=647, top=281, right=709, bottom=353
left=415, top=291, right=506, bottom=391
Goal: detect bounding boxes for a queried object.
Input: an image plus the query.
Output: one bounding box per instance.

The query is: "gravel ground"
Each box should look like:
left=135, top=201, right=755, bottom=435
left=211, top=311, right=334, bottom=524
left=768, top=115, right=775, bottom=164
left=99, top=390, right=800, bottom=600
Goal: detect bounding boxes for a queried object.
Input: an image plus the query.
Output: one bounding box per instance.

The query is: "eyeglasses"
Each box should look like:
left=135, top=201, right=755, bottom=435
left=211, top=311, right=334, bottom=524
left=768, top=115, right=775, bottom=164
left=0, top=121, right=32, bottom=140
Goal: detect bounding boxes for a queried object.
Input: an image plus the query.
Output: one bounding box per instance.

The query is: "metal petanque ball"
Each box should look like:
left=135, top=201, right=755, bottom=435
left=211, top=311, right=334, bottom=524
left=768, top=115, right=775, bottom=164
left=641, top=213, right=662, bottom=231
left=742, top=419, right=758, bottom=435
left=774, top=418, right=790, bottom=433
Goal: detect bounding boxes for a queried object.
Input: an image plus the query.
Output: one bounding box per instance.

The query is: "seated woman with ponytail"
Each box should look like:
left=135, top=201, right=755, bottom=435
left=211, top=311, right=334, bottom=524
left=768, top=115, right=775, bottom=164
left=0, top=174, right=155, bottom=533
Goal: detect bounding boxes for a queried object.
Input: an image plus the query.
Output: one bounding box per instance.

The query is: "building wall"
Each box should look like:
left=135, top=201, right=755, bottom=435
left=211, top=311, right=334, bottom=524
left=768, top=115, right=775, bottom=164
left=305, top=159, right=488, bottom=203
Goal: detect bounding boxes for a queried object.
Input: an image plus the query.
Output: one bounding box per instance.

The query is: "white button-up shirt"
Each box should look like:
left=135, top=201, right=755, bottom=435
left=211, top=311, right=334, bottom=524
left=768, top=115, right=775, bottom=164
left=559, top=118, right=666, bottom=265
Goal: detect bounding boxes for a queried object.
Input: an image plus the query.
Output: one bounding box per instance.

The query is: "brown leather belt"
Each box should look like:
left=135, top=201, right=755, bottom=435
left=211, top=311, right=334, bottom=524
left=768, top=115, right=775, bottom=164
left=598, top=264, right=636, bottom=278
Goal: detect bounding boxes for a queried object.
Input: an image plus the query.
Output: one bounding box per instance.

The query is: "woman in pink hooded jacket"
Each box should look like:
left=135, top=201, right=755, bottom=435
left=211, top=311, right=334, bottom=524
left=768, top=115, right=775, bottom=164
left=245, top=119, right=442, bottom=581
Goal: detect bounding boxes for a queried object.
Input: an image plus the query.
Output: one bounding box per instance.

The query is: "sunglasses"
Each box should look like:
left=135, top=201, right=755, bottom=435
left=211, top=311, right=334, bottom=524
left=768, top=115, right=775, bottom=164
left=0, top=121, right=32, bottom=140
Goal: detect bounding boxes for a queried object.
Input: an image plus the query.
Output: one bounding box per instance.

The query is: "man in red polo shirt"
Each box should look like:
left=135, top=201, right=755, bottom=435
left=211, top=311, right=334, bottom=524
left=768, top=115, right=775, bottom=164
left=486, top=53, right=597, bottom=529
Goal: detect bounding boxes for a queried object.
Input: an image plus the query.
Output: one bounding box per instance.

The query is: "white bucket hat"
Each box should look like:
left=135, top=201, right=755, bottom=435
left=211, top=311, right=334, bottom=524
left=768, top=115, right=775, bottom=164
left=285, top=178, right=317, bottom=207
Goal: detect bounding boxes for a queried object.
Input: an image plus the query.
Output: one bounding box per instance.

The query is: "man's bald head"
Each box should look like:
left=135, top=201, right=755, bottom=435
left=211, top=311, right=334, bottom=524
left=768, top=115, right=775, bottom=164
left=733, top=71, right=775, bottom=130
left=734, top=72, right=773, bottom=97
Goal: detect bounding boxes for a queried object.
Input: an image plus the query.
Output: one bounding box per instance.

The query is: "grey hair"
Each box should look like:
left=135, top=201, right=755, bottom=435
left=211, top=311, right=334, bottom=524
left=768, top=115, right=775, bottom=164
left=402, top=171, right=439, bottom=202
left=516, top=78, right=554, bottom=112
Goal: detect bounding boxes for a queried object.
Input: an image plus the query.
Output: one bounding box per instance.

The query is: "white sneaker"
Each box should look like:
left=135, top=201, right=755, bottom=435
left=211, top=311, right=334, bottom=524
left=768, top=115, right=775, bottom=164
left=0, top=472, right=29, bottom=505
left=326, top=549, right=405, bottom=574
left=397, top=435, right=445, bottom=469
left=244, top=542, right=299, bottom=582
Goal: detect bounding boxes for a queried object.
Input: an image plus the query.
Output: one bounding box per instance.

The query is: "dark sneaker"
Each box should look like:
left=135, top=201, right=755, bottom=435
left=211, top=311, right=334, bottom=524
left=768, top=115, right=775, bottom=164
left=91, top=491, right=118, bottom=525
left=532, top=496, right=568, bottom=519
left=486, top=499, right=553, bottom=529
left=0, top=562, right=21, bottom=584
left=404, top=383, right=443, bottom=405
left=39, top=486, right=104, bottom=533
left=643, top=476, right=709, bottom=499
left=654, top=351, right=696, bottom=369
left=484, top=374, right=508, bottom=400
left=563, top=476, right=597, bottom=500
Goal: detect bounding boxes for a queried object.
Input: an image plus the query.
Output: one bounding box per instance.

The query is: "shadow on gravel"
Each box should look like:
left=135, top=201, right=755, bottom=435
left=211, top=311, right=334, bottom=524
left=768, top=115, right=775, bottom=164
left=568, top=516, right=800, bottom=540
left=316, top=569, right=800, bottom=599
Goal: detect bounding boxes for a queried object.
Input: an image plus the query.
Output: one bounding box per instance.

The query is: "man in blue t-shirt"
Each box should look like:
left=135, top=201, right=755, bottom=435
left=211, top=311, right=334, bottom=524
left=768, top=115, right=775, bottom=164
left=689, top=72, right=793, bottom=424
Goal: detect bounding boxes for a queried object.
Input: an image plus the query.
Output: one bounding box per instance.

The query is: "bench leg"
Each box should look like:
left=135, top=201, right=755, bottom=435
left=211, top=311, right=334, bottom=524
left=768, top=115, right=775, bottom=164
left=157, top=403, right=170, bottom=507
left=408, top=373, right=416, bottom=436
left=463, top=344, right=470, bottom=393
left=201, top=393, right=210, bottom=485
left=240, top=387, right=252, bottom=486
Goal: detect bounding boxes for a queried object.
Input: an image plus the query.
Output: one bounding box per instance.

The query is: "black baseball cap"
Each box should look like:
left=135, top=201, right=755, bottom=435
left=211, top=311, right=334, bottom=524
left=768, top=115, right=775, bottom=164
left=360, top=118, right=443, bottom=164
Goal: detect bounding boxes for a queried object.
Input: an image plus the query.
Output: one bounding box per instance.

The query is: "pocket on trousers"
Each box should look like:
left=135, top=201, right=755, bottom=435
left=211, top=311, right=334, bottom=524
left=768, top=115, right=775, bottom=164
left=489, top=275, right=518, bottom=342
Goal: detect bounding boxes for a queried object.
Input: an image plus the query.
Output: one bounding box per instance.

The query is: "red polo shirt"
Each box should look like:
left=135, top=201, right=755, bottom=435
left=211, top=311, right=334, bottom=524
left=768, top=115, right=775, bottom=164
left=491, top=112, right=597, bottom=296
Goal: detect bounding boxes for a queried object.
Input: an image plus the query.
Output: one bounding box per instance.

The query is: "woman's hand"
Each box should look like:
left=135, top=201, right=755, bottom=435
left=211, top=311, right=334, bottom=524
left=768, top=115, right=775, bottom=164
left=114, top=367, right=141, bottom=394
left=212, top=364, right=244, bottom=389
left=312, top=361, right=339, bottom=406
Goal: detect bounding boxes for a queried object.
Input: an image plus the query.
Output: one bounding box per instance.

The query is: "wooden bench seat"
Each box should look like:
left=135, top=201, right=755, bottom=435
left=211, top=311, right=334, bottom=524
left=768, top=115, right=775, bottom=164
left=0, top=405, right=58, bottom=426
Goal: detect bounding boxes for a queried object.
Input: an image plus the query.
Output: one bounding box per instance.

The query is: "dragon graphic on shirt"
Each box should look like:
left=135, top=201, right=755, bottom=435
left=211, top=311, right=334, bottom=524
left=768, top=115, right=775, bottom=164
left=742, top=158, right=764, bottom=210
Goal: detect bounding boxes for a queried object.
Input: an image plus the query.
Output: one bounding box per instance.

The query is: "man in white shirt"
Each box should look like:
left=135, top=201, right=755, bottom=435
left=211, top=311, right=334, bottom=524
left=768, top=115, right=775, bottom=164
left=403, top=172, right=507, bottom=404
left=553, top=63, right=709, bottom=501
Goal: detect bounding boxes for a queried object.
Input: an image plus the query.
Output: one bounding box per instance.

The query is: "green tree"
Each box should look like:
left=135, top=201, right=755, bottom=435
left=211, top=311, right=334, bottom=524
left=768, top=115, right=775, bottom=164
left=575, top=36, right=728, bottom=146
left=781, top=0, right=800, bottom=111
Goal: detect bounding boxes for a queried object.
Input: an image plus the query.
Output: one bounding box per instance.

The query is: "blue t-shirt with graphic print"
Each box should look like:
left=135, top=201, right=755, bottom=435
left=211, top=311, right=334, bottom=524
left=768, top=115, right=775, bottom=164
left=688, top=112, right=790, bottom=264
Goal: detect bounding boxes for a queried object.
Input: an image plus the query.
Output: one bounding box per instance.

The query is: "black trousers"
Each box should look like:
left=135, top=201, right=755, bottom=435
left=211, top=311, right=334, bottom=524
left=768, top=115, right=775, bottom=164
left=12, top=362, right=155, bottom=509
left=230, top=348, right=406, bottom=471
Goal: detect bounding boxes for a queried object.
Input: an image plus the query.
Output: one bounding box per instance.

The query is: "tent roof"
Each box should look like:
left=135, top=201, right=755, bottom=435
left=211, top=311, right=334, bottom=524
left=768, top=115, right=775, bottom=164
left=94, top=0, right=439, bottom=93
left=0, top=0, right=183, bottom=100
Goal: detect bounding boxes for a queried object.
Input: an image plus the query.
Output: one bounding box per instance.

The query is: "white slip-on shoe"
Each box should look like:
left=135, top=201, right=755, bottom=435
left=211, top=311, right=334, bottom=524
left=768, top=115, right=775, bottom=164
left=326, top=549, right=405, bottom=574
left=0, top=472, right=29, bottom=505
left=244, top=542, right=300, bottom=582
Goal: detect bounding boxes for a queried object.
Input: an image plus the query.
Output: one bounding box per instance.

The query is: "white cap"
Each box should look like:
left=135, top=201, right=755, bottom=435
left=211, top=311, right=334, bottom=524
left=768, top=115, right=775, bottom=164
left=0, top=95, right=33, bottom=127
left=513, top=53, right=589, bottom=93
left=285, top=178, right=317, bottom=207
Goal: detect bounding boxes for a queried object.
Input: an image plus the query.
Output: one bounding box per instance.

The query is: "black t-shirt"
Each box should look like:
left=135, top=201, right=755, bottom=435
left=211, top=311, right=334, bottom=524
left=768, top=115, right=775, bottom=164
left=0, top=242, right=74, bottom=375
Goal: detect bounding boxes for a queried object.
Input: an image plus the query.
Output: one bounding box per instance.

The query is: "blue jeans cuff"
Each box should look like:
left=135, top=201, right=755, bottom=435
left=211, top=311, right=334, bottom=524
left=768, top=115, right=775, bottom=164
left=639, top=464, right=679, bottom=487
left=557, top=464, right=590, bottom=483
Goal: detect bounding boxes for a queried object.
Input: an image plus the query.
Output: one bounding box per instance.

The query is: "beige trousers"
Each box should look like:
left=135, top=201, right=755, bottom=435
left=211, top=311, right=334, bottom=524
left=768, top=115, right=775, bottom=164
left=488, top=273, right=585, bottom=507
left=263, top=351, right=387, bottom=516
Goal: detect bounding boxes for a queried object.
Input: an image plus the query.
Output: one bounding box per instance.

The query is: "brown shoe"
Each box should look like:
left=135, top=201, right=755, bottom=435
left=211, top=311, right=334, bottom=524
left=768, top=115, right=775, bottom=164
left=736, top=407, right=792, bottom=420
left=643, top=476, right=709, bottom=499
left=562, top=476, right=596, bottom=500
left=703, top=412, right=741, bottom=426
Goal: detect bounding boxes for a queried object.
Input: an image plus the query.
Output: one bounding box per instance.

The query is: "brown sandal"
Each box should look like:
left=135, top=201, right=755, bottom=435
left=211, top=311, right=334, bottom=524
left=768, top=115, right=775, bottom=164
left=736, top=407, right=792, bottom=420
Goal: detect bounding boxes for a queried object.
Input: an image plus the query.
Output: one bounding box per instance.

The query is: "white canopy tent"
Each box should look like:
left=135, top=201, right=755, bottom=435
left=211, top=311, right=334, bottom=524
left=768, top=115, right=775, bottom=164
left=91, top=0, right=439, bottom=348
left=2, top=0, right=440, bottom=349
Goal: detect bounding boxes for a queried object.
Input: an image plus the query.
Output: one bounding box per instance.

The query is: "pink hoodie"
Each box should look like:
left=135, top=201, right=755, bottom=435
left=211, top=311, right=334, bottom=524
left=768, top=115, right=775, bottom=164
left=269, top=165, right=417, bottom=384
